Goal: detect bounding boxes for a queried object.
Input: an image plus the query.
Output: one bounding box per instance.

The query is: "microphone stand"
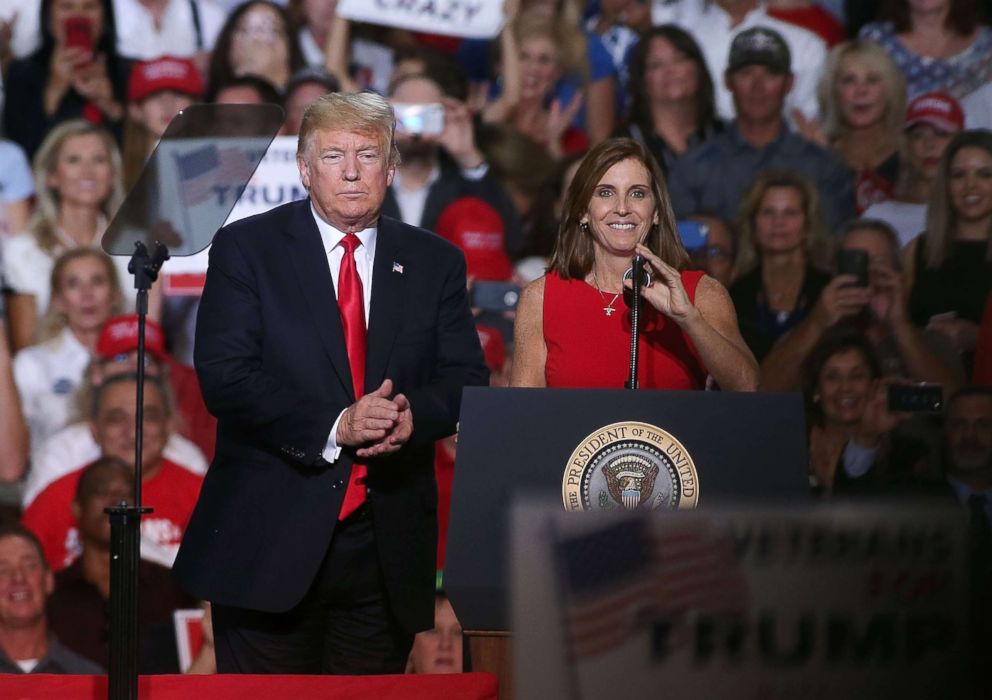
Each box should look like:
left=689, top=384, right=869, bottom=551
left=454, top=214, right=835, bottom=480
left=625, top=255, right=645, bottom=390
left=106, top=240, right=169, bottom=700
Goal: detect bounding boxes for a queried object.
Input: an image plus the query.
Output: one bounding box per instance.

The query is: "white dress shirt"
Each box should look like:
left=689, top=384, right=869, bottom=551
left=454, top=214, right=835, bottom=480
left=112, top=0, right=226, bottom=60
left=310, top=204, right=377, bottom=461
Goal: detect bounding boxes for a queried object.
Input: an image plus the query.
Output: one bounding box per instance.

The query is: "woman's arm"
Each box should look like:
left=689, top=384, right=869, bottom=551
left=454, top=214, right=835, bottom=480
left=509, top=276, right=547, bottom=387
left=6, top=293, right=37, bottom=352
left=0, top=324, right=28, bottom=482
left=481, top=0, right=521, bottom=123
left=324, top=14, right=358, bottom=93
left=634, top=243, right=757, bottom=391
left=685, top=276, right=760, bottom=391
left=584, top=74, right=616, bottom=145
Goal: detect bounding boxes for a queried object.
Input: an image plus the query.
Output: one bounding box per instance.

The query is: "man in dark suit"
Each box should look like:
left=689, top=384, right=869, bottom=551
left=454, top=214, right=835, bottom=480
left=172, top=91, right=489, bottom=674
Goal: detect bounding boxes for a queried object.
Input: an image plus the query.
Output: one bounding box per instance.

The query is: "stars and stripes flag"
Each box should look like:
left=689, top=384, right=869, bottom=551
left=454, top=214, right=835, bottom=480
left=175, top=144, right=255, bottom=207
left=555, top=517, right=748, bottom=659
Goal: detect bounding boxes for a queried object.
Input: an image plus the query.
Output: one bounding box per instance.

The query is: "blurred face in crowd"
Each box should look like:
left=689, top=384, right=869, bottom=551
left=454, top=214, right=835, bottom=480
left=298, top=127, right=395, bottom=232
left=816, top=348, right=875, bottom=428
left=213, top=85, right=267, bottom=105
left=726, top=65, right=793, bottom=124
left=231, top=3, right=289, bottom=76
left=0, top=536, right=52, bottom=630
left=48, top=133, right=114, bottom=209
left=52, top=255, right=119, bottom=335
left=284, top=82, right=332, bottom=136
left=753, top=185, right=806, bottom=257
left=50, top=0, right=104, bottom=45
left=906, top=124, right=956, bottom=181
left=390, top=76, right=444, bottom=158
left=409, top=596, right=463, bottom=674
left=91, top=379, right=170, bottom=474
left=302, top=0, right=337, bottom=33
left=581, top=157, right=659, bottom=258
left=73, top=465, right=133, bottom=547
left=693, top=215, right=735, bottom=287
left=842, top=226, right=896, bottom=280
left=948, top=145, right=992, bottom=224
left=945, top=394, right=992, bottom=473
left=835, top=56, right=888, bottom=129
left=643, top=36, right=698, bottom=105
left=132, top=90, right=195, bottom=139
left=518, top=34, right=560, bottom=101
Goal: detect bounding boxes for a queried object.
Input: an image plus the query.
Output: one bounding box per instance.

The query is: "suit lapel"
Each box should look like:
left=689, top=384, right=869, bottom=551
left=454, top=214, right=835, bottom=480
left=365, top=217, right=406, bottom=393
left=284, top=201, right=355, bottom=399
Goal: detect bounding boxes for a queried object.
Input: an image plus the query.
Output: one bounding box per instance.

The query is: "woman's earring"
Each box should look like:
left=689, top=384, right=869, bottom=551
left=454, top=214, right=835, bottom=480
left=580, top=221, right=589, bottom=232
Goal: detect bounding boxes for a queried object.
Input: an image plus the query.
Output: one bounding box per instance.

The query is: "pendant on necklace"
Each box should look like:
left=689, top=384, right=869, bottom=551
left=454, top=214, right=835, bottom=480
left=604, top=306, right=616, bottom=316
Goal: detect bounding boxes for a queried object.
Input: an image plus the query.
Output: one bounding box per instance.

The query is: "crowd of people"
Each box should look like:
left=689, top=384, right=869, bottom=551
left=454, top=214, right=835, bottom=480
left=0, top=0, right=990, bottom=679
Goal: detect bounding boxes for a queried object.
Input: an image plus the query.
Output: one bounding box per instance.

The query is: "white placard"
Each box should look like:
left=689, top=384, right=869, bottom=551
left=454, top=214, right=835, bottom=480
left=512, top=500, right=972, bottom=700
left=337, top=0, right=504, bottom=39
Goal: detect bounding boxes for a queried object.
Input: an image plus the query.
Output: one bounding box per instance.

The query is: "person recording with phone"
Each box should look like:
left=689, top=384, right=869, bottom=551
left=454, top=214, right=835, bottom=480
left=761, top=219, right=963, bottom=393
left=381, top=69, right=522, bottom=256
left=511, top=137, right=757, bottom=391
left=3, top=0, right=127, bottom=158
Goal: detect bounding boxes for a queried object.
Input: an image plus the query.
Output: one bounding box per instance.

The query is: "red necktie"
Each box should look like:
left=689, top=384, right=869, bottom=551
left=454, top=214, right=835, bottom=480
left=337, top=233, right=367, bottom=520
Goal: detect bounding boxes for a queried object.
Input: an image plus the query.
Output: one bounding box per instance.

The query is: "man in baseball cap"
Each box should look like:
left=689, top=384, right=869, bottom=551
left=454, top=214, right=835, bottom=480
left=128, top=56, right=204, bottom=140
left=727, top=26, right=792, bottom=75
left=667, top=25, right=855, bottom=232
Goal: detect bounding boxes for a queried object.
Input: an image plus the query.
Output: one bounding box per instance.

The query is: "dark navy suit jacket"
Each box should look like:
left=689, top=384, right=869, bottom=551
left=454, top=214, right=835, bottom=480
left=172, top=199, right=488, bottom=633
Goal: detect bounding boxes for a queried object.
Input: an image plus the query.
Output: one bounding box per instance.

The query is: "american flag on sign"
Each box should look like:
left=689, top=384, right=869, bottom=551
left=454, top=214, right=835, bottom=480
left=175, top=145, right=255, bottom=207
left=556, top=517, right=747, bottom=659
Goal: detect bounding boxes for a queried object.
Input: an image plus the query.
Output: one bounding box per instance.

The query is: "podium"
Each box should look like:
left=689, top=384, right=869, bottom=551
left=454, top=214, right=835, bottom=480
left=444, top=388, right=810, bottom=696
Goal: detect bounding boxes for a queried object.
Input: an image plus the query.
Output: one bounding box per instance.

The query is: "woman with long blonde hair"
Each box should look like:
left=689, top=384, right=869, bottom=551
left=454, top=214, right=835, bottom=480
left=2, top=120, right=125, bottom=350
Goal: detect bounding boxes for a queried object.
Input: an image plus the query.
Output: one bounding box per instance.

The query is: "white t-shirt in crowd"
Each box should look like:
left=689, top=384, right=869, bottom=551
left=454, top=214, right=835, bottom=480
left=652, top=0, right=827, bottom=122
left=112, top=0, right=226, bottom=60
left=1, top=232, right=135, bottom=317
left=962, top=82, right=992, bottom=130
left=860, top=200, right=928, bottom=248
left=23, top=422, right=208, bottom=509
left=13, top=328, right=92, bottom=453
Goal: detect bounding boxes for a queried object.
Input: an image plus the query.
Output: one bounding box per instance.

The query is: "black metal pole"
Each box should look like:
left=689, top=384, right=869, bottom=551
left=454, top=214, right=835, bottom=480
left=106, top=241, right=168, bottom=700
left=626, top=255, right=644, bottom=390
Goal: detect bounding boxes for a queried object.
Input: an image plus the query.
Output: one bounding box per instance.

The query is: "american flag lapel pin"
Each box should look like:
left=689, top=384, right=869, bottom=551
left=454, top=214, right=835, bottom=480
left=392, top=262, right=404, bottom=274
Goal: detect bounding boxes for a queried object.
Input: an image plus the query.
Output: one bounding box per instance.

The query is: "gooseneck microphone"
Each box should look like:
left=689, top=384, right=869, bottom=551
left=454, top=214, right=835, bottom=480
left=624, top=255, right=647, bottom=390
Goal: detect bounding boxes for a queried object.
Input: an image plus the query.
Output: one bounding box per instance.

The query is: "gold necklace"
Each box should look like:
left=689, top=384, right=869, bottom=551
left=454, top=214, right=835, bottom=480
left=592, top=270, right=621, bottom=317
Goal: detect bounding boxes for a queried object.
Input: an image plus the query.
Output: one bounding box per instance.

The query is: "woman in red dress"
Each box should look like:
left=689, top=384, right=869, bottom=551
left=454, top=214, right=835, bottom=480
left=510, top=137, right=757, bottom=390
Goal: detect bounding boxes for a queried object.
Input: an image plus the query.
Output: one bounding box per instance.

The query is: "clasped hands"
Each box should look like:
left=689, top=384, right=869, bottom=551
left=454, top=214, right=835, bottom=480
left=335, top=378, right=413, bottom=458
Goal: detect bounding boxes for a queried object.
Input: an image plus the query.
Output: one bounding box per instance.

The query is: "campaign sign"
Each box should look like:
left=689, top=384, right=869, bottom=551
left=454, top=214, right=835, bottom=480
left=337, top=0, right=503, bottom=39
left=160, top=135, right=306, bottom=295
left=512, top=500, right=972, bottom=699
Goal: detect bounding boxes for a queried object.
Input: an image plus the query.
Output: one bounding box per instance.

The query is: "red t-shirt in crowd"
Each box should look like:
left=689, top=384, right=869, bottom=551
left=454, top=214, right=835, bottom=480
left=768, top=6, right=846, bottom=46
left=167, top=359, right=217, bottom=461
left=21, top=459, right=203, bottom=571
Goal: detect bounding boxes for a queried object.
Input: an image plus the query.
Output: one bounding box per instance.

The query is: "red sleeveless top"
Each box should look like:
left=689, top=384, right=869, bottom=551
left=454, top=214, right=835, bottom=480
left=543, top=270, right=707, bottom=389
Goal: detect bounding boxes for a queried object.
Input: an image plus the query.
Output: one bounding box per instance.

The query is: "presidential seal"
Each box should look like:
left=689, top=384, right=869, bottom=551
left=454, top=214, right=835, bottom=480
left=562, top=421, right=698, bottom=512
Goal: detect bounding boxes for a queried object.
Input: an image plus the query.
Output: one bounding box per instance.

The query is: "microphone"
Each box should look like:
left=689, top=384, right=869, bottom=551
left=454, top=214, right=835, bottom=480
left=622, top=256, right=651, bottom=307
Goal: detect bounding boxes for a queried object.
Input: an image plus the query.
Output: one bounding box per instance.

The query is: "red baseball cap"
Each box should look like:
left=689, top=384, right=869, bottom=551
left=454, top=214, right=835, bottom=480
left=904, top=91, right=964, bottom=134
left=436, top=197, right=513, bottom=282
left=128, top=56, right=204, bottom=103
left=476, top=324, right=506, bottom=373
left=96, top=315, right=168, bottom=362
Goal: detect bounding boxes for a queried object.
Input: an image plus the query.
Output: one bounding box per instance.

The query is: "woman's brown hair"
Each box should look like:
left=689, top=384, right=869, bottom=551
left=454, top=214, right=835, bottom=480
left=549, top=138, right=687, bottom=279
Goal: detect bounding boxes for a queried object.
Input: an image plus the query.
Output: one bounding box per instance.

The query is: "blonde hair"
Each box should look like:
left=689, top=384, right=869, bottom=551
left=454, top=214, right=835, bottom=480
left=735, top=170, right=830, bottom=273
left=818, top=40, right=906, bottom=142
left=924, top=129, right=992, bottom=267
left=513, top=5, right=589, bottom=88
left=29, top=120, right=124, bottom=255
left=296, top=91, right=400, bottom=167
left=39, top=248, right=123, bottom=342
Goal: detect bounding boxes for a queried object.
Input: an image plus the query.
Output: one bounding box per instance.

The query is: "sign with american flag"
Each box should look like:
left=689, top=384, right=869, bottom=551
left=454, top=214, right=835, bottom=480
left=512, top=501, right=971, bottom=700
left=174, top=145, right=254, bottom=208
